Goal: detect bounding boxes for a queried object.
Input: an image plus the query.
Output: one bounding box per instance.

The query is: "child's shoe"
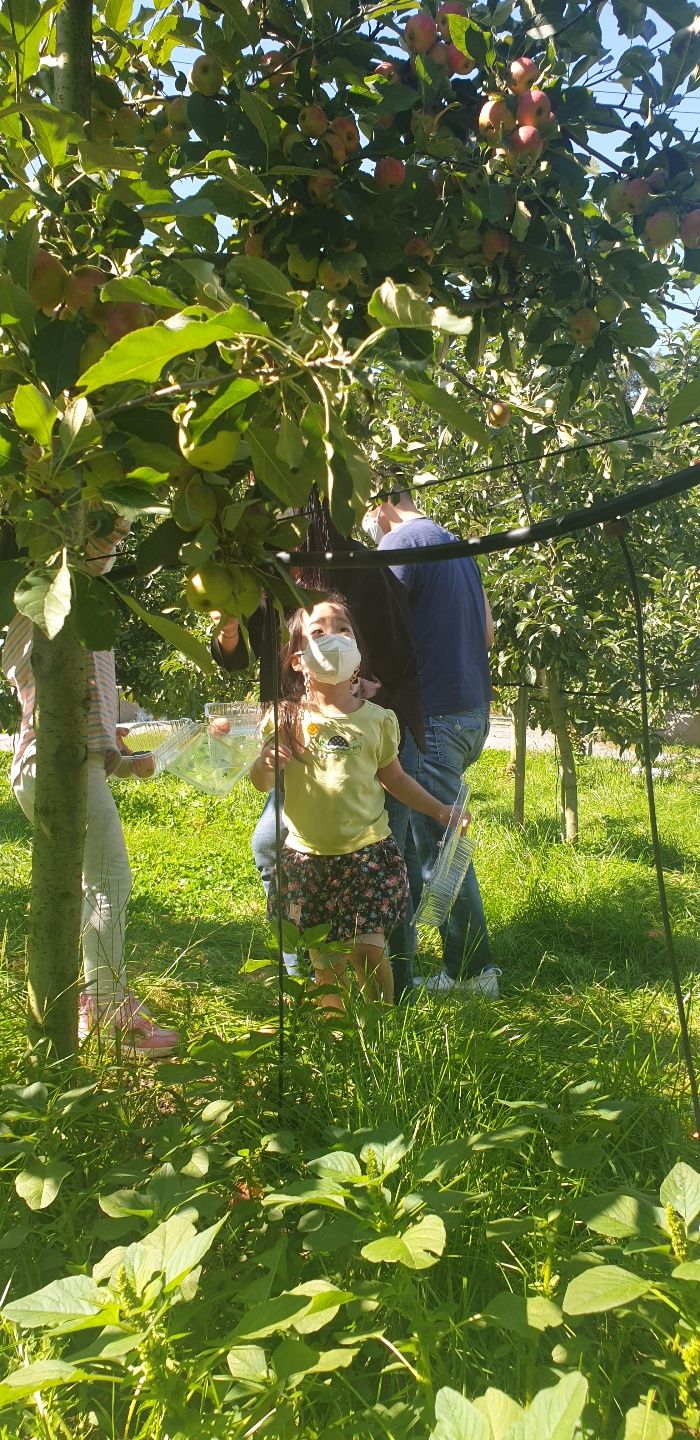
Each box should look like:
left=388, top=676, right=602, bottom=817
left=78, top=990, right=178, bottom=1057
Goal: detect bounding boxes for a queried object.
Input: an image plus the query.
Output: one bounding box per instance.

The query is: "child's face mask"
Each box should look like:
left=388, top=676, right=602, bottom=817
left=301, top=632, right=361, bottom=684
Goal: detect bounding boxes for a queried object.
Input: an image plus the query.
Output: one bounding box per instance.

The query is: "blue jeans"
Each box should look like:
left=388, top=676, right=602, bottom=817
left=389, top=707, right=492, bottom=982
left=252, top=788, right=287, bottom=894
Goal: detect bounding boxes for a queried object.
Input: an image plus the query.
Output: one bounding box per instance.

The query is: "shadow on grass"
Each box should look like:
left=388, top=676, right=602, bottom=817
left=593, top=817, right=697, bottom=873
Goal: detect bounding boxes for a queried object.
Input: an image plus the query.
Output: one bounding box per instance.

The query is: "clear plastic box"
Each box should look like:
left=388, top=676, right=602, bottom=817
left=153, top=719, right=257, bottom=796
left=204, top=702, right=263, bottom=779
left=414, top=781, right=474, bottom=928
left=120, top=719, right=190, bottom=756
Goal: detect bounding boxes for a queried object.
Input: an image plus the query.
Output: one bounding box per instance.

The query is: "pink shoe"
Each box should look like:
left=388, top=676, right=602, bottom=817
left=78, top=990, right=178, bottom=1058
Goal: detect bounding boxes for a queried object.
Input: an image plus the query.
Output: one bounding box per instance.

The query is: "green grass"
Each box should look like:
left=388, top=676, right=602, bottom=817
left=0, top=748, right=699, bottom=1437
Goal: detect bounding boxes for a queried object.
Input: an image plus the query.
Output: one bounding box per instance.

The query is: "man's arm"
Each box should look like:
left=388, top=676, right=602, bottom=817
left=483, top=594, right=494, bottom=649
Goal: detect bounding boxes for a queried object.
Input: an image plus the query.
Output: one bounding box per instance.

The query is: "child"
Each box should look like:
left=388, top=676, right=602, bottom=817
left=250, top=596, right=468, bottom=1008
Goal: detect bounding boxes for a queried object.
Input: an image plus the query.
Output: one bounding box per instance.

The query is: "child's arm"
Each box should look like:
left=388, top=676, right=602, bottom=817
left=377, top=758, right=470, bottom=833
left=250, top=740, right=293, bottom=793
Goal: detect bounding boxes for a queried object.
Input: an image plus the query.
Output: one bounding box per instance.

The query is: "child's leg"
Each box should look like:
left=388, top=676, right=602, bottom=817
left=309, top=948, right=350, bottom=1010
left=348, top=933, right=394, bottom=1004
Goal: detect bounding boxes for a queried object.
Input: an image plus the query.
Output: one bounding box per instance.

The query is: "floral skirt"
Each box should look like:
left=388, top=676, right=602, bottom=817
left=268, top=837, right=408, bottom=944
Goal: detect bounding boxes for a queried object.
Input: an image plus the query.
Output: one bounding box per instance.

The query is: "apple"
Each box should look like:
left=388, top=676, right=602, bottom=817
left=622, top=178, right=650, bottom=215
left=647, top=167, right=667, bottom=193
left=644, top=208, right=679, bottom=248
left=209, top=716, right=231, bottom=736
left=166, top=96, right=190, bottom=132
left=487, top=401, right=510, bottom=427
left=186, top=563, right=235, bottom=610
left=375, top=156, right=406, bottom=189
left=428, top=41, right=451, bottom=68
left=569, top=308, right=600, bottom=345
left=299, top=104, right=328, bottom=137
left=404, top=235, right=435, bottom=262
left=404, top=11, right=438, bottom=53
left=64, top=266, right=106, bottom=317
left=516, top=88, right=551, bottom=127
left=605, top=179, right=629, bottom=218
left=287, top=245, right=318, bottom=283
left=509, top=124, right=543, bottom=162
left=478, top=98, right=516, bottom=139
left=178, top=421, right=240, bottom=472
left=595, top=291, right=623, bottom=322
left=446, top=43, right=474, bottom=74
left=244, top=227, right=264, bottom=256
left=436, top=1, right=467, bottom=39
left=29, top=248, right=68, bottom=312
left=331, top=116, right=359, bottom=154
left=307, top=169, right=337, bottom=203
left=79, top=330, right=109, bottom=372
left=260, top=49, right=294, bottom=88
left=509, top=56, right=539, bottom=93
left=113, top=107, right=141, bottom=144
left=322, top=130, right=347, bottom=167
left=318, top=257, right=352, bottom=292
left=189, top=55, right=224, bottom=96
left=680, top=209, right=700, bottom=246
left=374, top=60, right=401, bottom=82
left=174, top=481, right=219, bottom=534
left=104, top=302, right=154, bottom=342
left=481, top=227, right=510, bottom=261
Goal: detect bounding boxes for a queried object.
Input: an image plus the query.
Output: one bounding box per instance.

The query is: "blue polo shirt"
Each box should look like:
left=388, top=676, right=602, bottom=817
left=379, top=517, right=492, bottom=717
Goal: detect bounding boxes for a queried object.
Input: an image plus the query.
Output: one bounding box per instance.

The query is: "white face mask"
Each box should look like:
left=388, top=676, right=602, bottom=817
left=301, top=632, right=361, bottom=685
left=361, top=511, right=384, bottom=546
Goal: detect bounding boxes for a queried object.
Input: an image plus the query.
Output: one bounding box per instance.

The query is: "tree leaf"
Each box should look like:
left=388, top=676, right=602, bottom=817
left=100, top=276, right=182, bottom=309
left=238, top=88, right=282, bottom=160
left=79, top=308, right=270, bottom=391
left=14, top=1158, right=72, bottom=1211
left=659, top=1162, right=700, bottom=1225
left=430, top=1386, right=490, bottom=1440
left=3, top=1274, right=107, bottom=1329
left=43, top=560, right=72, bottom=640
left=563, top=1264, right=652, bottom=1315
left=368, top=280, right=474, bottom=335
left=404, top=377, right=487, bottom=443
left=184, top=378, right=259, bottom=444
left=620, top=1402, right=673, bottom=1440
left=226, top=257, right=298, bottom=309
left=72, top=572, right=122, bottom=651
left=12, top=382, right=57, bottom=447
left=667, top=377, right=700, bottom=430
left=0, top=559, right=25, bottom=625
left=0, top=1360, right=89, bottom=1411
left=59, top=397, right=101, bottom=459
left=14, top=565, right=72, bottom=640
left=249, top=424, right=314, bottom=506
left=113, top=588, right=215, bottom=674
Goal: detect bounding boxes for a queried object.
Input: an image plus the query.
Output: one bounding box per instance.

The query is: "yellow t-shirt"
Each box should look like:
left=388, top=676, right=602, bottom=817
left=262, top=701, right=400, bottom=855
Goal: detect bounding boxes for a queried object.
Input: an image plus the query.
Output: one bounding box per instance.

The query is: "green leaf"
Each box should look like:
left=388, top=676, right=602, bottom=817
left=0, top=1360, right=89, bottom=1411
left=249, top=424, right=314, bottom=507
left=114, top=590, right=215, bottom=674
left=0, top=274, right=36, bottom=335
left=238, top=88, right=282, bottom=160
left=289, top=1280, right=351, bottom=1335
left=6, top=218, right=38, bottom=290
left=232, top=1293, right=312, bottom=1340
left=164, top=1217, right=224, bottom=1292
left=563, top=1264, right=652, bottom=1315
left=362, top=1213, right=446, bottom=1270
left=576, top=1191, right=659, bottom=1239
left=483, top=1292, right=562, bottom=1338
left=620, top=1403, right=673, bottom=1440
left=14, top=564, right=72, bottom=640
left=72, top=573, right=121, bottom=651
left=100, top=277, right=182, bottom=309
left=308, top=1152, right=362, bottom=1182
left=3, top=1274, right=108, bottom=1329
left=659, top=1162, right=700, bottom=1225
left=430, top=1386, right=490, bottom=1440
left=31, top=318, right=85, bottom=397
left=360, top=1135, right=410, bottom=1175
left=672, top=1260, right=700, bottom=1281
left=473, top=1388, right=524, bottom=1438
left=368, top=280, right=474, bottom=336
left=59, top=397, right=100, bottom=459
left=135, top=518, right=184, bottom=577
left=506, top=1372, right=588, bottom=1440
left=0, top=559, right=25, bottom=625
left=79, top=308, right=270, bottom=391
left=184, top=378, right=259, bottom=444
left=15, top=1158, right=72, bottom=1211
left=226, top=257, right=297, bottom=309
left=226, top=1344, right=269, bottom=1384
left=667, top=377, right=700, bottom=430
left=12, top=382, right=57, bottom=447
left=551, top=1140, right=605, bottom=1171
left=272, top=1336, right=320, bottom=1381
left=404, top=378, right=487, bottom=443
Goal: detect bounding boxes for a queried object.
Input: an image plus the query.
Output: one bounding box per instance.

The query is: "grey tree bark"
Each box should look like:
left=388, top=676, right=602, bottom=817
left=546, top=664, right=579, bottom=844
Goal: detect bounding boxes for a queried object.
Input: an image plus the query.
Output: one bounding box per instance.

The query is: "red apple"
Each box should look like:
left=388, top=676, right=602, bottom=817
left=509, top=123, right=543, bottom=162
left=482, top=227, right=510, bottom=261
left=487, top=401, right=510, bottom=427
left=622, top=178, right=650, bottom=215
left=209, top=717, right=231, bottom=737
left=569, top=308, right=600, bottom=345
left=446, top=43, right=474, bottom=74
left=478, top=98, right=516, bottom=139
left=644, top=208, right=678, bottom=248
left=680, top=209, right=700, bottom=246
left=64, top=266, right=107, bottom=317
left=331, top=116, right=359, bottom=154
left=299, top=104, right=328, bottom=137
left=322, top=131, right=347, bottom=167
left=307, top=169, right=337, bottom=203
left=404, top=11, right=438, bottom=53
left=427, top=42, right=451, bottom=69
left=373, top=60, right=401, bottom=82
left=516, top=88, right=551, bottom=127
left=404, top=235, right=435, bottom=262
left=104, top=302, right=154, bottom=343
left=189, top=55, right=224, bottom=96
left=374, top=156, right=406, bottom=189
left=509, top=57, right=539, bottom=94
left=29, top=248, right=67, bottom=312
left=436, top=1, right=467, bottom=39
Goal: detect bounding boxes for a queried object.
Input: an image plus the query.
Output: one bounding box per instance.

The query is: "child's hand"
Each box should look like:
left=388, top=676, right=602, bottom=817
left=437, top=803, right=471, bottom=832
left=258, top=740, right=293, bottom=776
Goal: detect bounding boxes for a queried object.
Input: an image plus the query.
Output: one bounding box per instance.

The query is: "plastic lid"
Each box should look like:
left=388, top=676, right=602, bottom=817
left=414, top=781, right=474, bottom=928
left=158, top=721, right=260, bottom=795
left=121, top=719, right=190, bottom=756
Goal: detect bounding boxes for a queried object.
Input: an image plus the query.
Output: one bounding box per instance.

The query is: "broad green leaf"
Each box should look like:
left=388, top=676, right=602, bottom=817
left=231, top=1293, right=312, bottom=1340
left=43, top=560, right=72, bottom=640
left=72, top=572, right=121, bottom=651
left=551, top=1140, right=605, bottom=1171
left=114, top=589, right=214, bottom=674
left=667, top=376, right=700, bottom=430
left=563, top=1264, right=652, bottom=1315
left=96, top=1211, right=199, bottom=1292
left=368, top=280, right=474, bottom=336
left=263, top=1177, right=349, bottom=1212
left=0, top=275, right=36, bottom=335
left=164, top=1217, right=225, bottom=1291
left=473, top=1388, right=524, bottom=1438
left=226, top=1345, right=269, bottom=1384
left=576, top=1191, right=659, bottom=1239
left=506, top=1372, right=588, bottom=1440
left=12, top=382, right=57, bottom=447
left=0, top=559, right=25, bottom=625
left=79, top=308, right=269, bottom=391
left=360, top=1135, right=410, bottom=1175
left=660, top=1162, right=700, bottom=1225
left=15, top=1158, right=72, bottom=1211
left=290, top=1281, right=352, bottom=1335
left=226, top=256, right=298, bottom=309
left=184, top=378, right=259, bottom=444
left=98, top=1188, right=153, bottom=1220
left=249, top=424, right=314, bottom=507
left=0, top=1360, right=89, bottom=1411
left=238, top=88, right=282, bottom=160
left=404, top=377, right=488, bottom=443
left=483, top=1291, right=562, bottom=1338
left=620, top=1402, right=673, bottom=1440
left=3, top=1274, right=109, bottom=1329
left=59, top=397, right=100, bottom=458
left=272, top=1336, right=320, bottom=1381
left=100, top=277, right=182, bottom=309
left=362, top=1213, right=445, bottom=1270
left=672, top=1260, right=700, bottom=1280
left=308, top=1151, right=362, bottom=1182
left=430, top=1386, right=490, bottom=1440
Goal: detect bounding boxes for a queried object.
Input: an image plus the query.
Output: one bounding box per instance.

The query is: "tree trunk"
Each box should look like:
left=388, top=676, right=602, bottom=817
left=512, top=684, right=528, bottom=827
left=53, top=0, right=92, bottom=116
left=28, top=614, right=90, bottom=1055
left=546, top=664, right=579, bottom=844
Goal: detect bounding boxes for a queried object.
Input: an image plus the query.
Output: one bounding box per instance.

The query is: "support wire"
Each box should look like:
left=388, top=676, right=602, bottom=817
left=266, top=598, right=286, bottom=1124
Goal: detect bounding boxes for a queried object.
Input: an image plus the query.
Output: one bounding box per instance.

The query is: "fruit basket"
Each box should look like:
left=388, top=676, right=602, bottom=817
left=414, top=781, right=474, bottom=928
left=204, top=702, right=264, bottom=781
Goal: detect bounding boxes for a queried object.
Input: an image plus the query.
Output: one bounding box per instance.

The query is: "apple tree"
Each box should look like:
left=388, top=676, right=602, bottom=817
left=0, top=0, right=699, bottom=1051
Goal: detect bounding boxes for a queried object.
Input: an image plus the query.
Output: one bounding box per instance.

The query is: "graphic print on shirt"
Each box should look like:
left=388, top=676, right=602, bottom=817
left=306, top=722, right=362, bottom=760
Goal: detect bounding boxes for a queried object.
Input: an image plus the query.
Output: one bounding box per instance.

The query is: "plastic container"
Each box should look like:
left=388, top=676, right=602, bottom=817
left=204, top=702, right=264, bottom=782
left=413, top=781, right=474, bottom=928
left=150, top=720, right=252, bottom=796
left=120, top=719, right=190, bottom=756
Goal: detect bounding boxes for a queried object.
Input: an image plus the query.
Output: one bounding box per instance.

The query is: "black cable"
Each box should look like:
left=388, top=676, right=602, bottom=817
left=279, top=464, right=700, bottom=571
left=616, top=529, right=700, bottom=1139
left=266, top=599, right=286, bottom=1125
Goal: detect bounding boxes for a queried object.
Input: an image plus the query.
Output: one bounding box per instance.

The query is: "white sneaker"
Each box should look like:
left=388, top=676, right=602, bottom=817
left=414, top=970, right=457, bottom=995
left=414, top=967, right=501, bottom=999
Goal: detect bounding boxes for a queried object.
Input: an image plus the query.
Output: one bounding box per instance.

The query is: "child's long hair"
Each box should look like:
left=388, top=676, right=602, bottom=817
left=275, top=595, right=368, bottom=759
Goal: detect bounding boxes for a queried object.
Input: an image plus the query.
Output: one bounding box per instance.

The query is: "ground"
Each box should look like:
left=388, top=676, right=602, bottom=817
left=0, top=748, right=699, bottom=1436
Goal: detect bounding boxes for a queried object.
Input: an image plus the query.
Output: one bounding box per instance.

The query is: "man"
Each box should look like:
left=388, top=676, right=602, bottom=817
left=362, top=489, right=499, bottom=998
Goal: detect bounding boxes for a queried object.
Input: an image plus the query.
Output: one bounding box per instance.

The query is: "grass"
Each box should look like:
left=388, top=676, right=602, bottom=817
left=0, top=747, right=699, bottom=1437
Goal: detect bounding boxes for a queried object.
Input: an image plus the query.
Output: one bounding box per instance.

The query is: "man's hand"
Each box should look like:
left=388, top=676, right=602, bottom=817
left=211, top=612, right=241, bottom=654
